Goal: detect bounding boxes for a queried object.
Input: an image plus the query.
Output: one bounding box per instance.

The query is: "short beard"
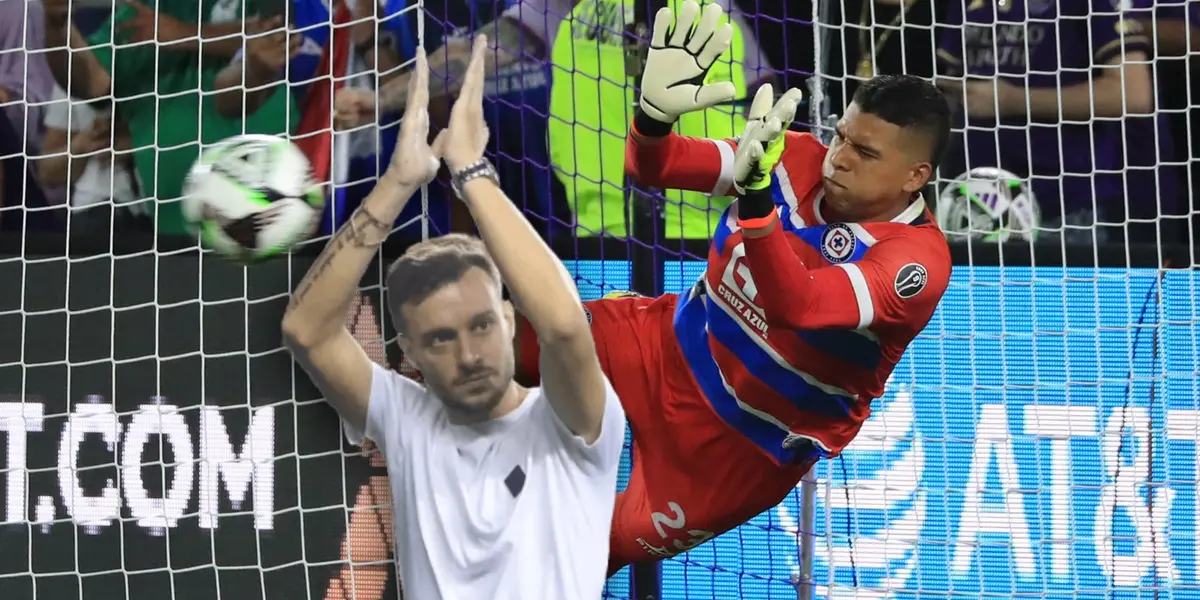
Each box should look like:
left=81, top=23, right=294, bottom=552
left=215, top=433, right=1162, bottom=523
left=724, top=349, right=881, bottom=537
left=426, top=361, right=515, bottom=423
left=439, top=385, right=506, bottom=422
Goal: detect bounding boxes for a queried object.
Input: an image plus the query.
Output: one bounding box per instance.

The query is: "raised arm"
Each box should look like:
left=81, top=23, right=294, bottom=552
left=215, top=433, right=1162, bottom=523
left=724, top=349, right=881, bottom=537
left=740, top=214, right=946, bottom=331
left=281, top=49, right=440, bottom=433
left=624, top=1, right=740, bottom=194
left=624, top=122, right=735, bottom=195
left=42, top=2, right=111, bottom=101
left=213, top=18, right=299, bottom=118
left=441, top=36, right=610, bottom=444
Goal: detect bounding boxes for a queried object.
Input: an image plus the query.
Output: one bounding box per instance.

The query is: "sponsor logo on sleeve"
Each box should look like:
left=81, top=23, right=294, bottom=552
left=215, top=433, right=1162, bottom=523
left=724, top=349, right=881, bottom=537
left=894, top=263, right=929, bottom=299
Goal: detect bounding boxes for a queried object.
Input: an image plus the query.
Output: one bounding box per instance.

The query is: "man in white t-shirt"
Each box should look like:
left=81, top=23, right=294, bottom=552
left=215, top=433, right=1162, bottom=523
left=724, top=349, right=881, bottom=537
left=282, top=36, right=624, bottom=600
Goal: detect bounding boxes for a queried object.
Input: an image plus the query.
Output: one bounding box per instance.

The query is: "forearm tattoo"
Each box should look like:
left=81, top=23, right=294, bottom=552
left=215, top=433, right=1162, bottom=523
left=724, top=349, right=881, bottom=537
left=288, top=208, right=392, bottom=308
left=347, top=205, right=394, bottom=247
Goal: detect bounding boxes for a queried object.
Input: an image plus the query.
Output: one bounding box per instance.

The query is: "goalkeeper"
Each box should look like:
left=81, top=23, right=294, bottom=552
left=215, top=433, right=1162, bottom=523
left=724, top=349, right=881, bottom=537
left=517, top=0, right=955, bottom=571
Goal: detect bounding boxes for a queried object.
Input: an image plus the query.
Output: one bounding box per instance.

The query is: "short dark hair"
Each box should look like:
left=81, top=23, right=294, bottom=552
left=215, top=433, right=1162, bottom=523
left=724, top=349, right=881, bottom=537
left=386, top=233, right=501, bottom=332
left=852, top=74, right=952, bottom=170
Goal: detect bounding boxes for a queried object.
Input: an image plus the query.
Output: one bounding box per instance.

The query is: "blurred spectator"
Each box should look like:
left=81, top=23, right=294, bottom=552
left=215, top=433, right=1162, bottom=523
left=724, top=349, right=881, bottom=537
left=41, top=0, right=294, bottom=237
left=0, top=0, right=55, bottom=155
left=213, top=17, right=306, bottom=119
left=735, top=0, right=809, bottom=94
left=333, top=0, right=572, bottom=238
left=1149, top=0, right=1200, bottom=54
left=0, top=0, right=58, bottom=231
left=547, top=0, right=772, bottom=239
left=215, top=0, right=397, bottom=235
left=1119, top=0, right=1187, bottom=246
left=826, top=0, right=946, bottom=112
left=0, top=106, right=55, bottom=232
left=936, top=0, right=1152, bottom=245
left=37, top=85, right=148, bottom=233
left=333, top=0, right=412, bottom=233
left=1141, top=0, right=1200, bottom=245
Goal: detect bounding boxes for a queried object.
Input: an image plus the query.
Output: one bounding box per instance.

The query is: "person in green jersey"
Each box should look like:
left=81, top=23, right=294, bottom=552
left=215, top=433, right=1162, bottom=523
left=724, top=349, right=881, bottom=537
left=42, top=0, right=298, bottom=236
left=548, top=0, right=758, bottom=239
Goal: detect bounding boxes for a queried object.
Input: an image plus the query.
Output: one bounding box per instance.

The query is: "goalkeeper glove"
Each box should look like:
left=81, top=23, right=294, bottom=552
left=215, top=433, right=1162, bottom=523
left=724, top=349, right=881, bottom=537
left=732, top=84, right=804, bottom=194
left=635, top=0, right=737, bottom=134
left=732, top=84, right=804, bottom=220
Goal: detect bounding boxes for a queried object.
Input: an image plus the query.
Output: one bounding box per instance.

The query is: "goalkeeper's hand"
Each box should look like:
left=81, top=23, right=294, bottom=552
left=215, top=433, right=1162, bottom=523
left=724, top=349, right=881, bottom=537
left=732, top=84, right=804, bottom=194
left=637, top=0, right=737, bottom=125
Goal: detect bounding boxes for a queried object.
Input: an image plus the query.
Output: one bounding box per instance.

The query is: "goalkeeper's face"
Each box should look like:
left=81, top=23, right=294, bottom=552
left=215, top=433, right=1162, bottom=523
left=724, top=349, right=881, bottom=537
left=821, top=103, right=932, bottom=220
left=397, top=269, right=517, bottom=421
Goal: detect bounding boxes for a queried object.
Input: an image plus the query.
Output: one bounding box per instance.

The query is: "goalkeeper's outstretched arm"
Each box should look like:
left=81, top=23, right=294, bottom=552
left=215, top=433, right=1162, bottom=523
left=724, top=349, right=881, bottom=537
left=282, top=50, right=440, bottom=434
left=739, top=187, right=947, bottom=332
left=444, top=36, right=609, bottom=443
left=624, top=0, right=766, bottom=197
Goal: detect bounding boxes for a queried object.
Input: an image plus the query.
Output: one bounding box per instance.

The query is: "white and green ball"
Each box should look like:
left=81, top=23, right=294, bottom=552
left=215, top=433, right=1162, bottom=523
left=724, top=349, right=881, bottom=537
left=936, top=167, right=1041, bottom=243
left=183, top=134, right=325, bottom=263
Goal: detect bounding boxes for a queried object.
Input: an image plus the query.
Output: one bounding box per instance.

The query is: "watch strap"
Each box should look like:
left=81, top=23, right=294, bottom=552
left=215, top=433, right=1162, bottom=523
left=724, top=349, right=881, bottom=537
left=450, top=158, right=499, bottom=198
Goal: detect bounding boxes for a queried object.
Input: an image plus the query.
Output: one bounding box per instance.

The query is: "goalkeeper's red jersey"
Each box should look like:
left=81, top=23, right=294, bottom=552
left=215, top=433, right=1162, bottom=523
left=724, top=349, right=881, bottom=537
left=628, top=129, right=951, bottom=465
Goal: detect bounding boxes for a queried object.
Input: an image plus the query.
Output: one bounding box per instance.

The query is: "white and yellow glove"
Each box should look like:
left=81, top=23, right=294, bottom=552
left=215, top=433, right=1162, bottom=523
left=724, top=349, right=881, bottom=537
left=732, top=84, right=805, bottom=195
left=637, top=0, right=737, bottom=126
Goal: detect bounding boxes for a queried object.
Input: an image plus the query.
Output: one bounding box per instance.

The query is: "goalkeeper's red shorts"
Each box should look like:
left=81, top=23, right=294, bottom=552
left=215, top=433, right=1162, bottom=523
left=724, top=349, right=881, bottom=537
left=518, top=293, right=813, bottom=574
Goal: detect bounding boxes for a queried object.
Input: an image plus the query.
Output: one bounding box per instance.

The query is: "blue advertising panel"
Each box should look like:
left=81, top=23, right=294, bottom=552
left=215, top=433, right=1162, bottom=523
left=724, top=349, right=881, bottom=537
left=576, top=261, right=1199, bottom=600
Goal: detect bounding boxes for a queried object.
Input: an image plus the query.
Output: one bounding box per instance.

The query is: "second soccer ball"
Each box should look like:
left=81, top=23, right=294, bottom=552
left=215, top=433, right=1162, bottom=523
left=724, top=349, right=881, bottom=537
left=936, top=167, right=1041, bottom=243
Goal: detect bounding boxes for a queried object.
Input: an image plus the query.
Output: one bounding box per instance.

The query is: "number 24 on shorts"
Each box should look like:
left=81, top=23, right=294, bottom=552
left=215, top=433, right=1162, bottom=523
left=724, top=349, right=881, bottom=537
left=635, top=501, right=716, bottom=558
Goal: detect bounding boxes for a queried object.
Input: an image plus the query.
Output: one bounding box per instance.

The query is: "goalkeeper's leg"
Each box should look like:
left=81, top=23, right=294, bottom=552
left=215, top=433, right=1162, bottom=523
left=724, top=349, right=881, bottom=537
left=516, top=292, right=816, bottom=567
left=515, top=292, right=721, bottom=570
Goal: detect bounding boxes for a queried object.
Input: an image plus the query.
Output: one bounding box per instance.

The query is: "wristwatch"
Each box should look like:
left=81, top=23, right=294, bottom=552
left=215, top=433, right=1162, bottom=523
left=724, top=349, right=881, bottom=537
left=449, top=158, right=500, bottom=199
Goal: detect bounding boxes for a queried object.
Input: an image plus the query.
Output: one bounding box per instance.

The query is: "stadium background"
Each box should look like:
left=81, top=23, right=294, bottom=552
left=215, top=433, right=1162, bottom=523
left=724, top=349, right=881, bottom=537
left=2, top=0, right=1199, bottom=599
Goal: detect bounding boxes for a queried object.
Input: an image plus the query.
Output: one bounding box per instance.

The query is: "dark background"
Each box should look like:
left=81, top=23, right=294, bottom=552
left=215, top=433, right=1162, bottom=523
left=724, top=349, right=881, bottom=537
left=0, top=250, right=397, bottom=600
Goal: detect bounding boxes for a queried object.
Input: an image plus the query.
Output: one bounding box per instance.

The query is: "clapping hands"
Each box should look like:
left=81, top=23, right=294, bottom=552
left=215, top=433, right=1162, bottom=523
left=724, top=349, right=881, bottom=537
left=383, top=35, right=491, bottom=188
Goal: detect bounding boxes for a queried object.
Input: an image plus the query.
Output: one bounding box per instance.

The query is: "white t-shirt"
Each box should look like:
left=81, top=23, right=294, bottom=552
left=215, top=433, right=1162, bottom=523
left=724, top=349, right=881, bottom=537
left=43, top=85, right=138, bottom=210
left=343, top=363, right=626, bottom=600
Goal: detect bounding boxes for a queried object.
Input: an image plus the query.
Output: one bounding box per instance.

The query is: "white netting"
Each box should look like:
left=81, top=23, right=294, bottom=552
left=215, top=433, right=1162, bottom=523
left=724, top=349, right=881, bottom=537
left=3, top=0, right=1195, bottom=599
left=1, top=0, right=421, bottom=598
left=802, top=1, right=1198, bottom=599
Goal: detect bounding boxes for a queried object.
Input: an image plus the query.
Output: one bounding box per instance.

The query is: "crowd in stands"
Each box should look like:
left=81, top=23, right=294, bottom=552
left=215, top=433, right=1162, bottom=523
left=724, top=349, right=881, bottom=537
left=0, top=0, right=1197, bottom=249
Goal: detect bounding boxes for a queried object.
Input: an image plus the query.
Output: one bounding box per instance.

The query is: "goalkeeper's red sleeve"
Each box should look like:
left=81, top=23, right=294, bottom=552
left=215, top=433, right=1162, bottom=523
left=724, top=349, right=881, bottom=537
left=741, top=224, right=949, bottom=331
left=624, top=126, right=738, bottom=196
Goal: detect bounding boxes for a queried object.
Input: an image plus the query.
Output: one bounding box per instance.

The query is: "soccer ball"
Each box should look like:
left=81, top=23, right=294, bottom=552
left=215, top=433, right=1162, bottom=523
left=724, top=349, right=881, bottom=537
left=183, top=134, right=325, bottom=263
left=935, top=167, right=1040, bottom=242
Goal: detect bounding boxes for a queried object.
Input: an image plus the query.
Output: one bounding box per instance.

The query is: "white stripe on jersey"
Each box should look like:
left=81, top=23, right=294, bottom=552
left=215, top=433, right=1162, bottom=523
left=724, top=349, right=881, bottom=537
left=772, top=162, right=806, bottom=229
left=712, top=139, right=736, bottom=197
left=835, top=263, right=876, bottom=330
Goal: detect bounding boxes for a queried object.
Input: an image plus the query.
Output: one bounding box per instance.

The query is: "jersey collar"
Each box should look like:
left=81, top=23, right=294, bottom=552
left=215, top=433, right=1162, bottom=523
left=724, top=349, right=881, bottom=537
left=813, top=192, right=928, bottom=225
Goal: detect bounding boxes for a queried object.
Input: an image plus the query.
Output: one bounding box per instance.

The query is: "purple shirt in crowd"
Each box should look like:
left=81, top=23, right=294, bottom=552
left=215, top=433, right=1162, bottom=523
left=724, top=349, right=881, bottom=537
left=1154, top=0, right=1200, bottom=23
left=1122, top=0, right=1191, bottom=220
left=0, top=0, right=55, bottom=156
left=937, top=0, right=1148, bottom=220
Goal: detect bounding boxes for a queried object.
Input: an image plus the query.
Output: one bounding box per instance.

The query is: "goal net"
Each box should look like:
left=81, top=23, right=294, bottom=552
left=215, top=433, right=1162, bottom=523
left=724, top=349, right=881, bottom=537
left=1, top=0, right=1192, bottom=599
left=801, top=2, right=1194, bottom=600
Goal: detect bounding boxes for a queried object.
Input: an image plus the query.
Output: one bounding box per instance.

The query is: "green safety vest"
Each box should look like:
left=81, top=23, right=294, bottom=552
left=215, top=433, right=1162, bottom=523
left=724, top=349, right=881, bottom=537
left=548, top=0, right=748, bottom=239
left=90, top=0, right=297, bottom=236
